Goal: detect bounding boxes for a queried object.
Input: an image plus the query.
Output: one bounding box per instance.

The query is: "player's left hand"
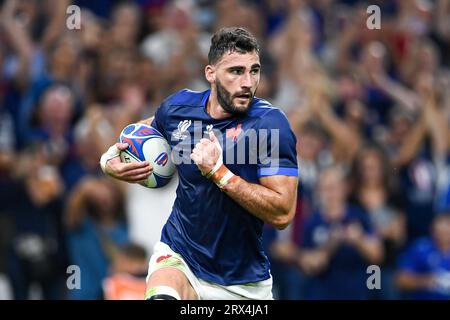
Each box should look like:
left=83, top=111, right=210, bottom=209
left=190, top=130, right=222, bottom=175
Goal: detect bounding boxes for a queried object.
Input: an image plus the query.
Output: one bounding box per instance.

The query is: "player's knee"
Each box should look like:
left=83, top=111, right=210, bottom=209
left=145, top=286, right=181, bottom=300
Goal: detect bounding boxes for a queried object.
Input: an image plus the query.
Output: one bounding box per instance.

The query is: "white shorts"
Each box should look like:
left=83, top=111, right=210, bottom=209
left=146, top=241, right=273, bottom=300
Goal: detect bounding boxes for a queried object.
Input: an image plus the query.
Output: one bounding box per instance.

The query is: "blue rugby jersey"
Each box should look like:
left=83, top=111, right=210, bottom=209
left=151, top=89, right=298, bottom=285
left=398, top=237, right=450, bottom=300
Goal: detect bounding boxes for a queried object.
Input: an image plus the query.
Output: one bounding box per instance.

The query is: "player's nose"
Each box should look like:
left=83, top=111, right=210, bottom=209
left=240, top=72, right=253, bottom=89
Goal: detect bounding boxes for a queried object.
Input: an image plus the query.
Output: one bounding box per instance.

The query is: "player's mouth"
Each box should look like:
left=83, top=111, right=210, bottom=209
left=234, top=93, right=252, bottom=103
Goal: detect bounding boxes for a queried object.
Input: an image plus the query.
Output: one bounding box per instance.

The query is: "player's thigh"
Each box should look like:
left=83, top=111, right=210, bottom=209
left=147, top=267, right=198, bottom=300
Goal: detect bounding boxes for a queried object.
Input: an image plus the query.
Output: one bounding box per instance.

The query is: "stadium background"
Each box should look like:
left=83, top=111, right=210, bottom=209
left=0, top=0, right=449, bottom=300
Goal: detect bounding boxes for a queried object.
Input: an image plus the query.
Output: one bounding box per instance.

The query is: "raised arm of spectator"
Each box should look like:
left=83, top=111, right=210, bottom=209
left=41, top=0, right=71, bottom=50
left=64, top=177, right=99, bottom=229
left=369, top=70, right=420, bottom=113
left=422, top=87, right=449, bottom=162
left=392, top=113, right=426, bottom=168
left=287, top=103, right=314, bottom=134
left=335, top=12, right=363, bottom=74
left=436, top=0, right=450, bottom=40
left=396, top=271, right=436, bottom=292
left=311, top=92, right=361, bottom=163
left=0, top=0, right=33, bottom=89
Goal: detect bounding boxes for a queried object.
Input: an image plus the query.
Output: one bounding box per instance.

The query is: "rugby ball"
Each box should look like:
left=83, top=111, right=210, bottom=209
left=119, top=123, right=175, bottom=188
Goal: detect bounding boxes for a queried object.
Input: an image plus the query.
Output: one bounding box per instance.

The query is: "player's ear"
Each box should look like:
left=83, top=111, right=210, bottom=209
left=205, top=65, right=215, bottom=84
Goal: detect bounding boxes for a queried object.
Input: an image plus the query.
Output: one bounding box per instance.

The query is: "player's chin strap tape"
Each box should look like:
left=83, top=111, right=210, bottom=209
left=99, top=144, right=121, bottom=172
left=145, top=286, right=181, bottom=300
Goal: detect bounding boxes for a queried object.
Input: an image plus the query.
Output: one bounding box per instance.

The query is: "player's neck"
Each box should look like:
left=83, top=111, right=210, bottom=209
left=206, top=90, right=233, bottom=120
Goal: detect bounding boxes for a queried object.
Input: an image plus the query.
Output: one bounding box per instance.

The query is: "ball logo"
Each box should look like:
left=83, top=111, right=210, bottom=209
left=135, top=127, right=159, bottom=137
left=122, top=137, right=143, bottom=159
left=154, top=152, right=169, bottom=166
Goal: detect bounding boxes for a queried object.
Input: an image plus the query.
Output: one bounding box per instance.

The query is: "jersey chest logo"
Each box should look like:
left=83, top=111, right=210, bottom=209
left=172, top=120, right=192, bottom=141
left=226, top=123, right=242, bottom=142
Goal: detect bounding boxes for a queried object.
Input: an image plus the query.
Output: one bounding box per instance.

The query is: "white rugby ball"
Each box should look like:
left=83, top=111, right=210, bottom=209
left=119, top=123, right=175, bottom=188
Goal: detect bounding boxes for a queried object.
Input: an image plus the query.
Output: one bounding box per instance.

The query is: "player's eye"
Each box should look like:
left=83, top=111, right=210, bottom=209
left=251, top=69, right=260, bottom=75
left=230, top=69, right=243, bottom=75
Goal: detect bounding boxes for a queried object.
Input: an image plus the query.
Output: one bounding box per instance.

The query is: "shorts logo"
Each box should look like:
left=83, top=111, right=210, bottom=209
left=172, top=120, right=191, bottom=141
left=156, top=254, right=172, bottom=263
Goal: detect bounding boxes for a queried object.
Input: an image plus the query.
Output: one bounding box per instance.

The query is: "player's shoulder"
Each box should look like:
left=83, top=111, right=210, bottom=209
left=248, top=97, right=290, bottom=126
left=163, top=88, right=209, bottom=108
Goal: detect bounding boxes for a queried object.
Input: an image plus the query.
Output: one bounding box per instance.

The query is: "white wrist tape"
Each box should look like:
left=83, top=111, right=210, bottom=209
left=205, top=156, right=223, bottom=179
left=204, top=134, right=224, bottom=178
left=99, top=144, right=121, bottom=172
left=216, top=170, right=235, bottom=188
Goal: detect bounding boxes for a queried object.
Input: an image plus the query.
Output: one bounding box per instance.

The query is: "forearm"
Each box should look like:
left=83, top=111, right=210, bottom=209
left=137, top=116, right=155, bottom=126
left=191, top=130, right=298, bottom=230
left=374, top=75, right=419, bottom=112
left=317, top=106, right=360, bottom=157
left=396, top=272, right=434, bottom=291
left=425, top=104, right=448, bottom=159
left=221, top=175, right=297, bottom=230
left=393, top=117, right=426, bottom=167
left=436, top=0, right=450, bottom=38
left=1, top=0, right=32, bottom=89
left=42, top=0, right=71, bottom=49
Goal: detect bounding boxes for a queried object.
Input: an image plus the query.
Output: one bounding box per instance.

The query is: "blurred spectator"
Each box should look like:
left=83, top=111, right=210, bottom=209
left=29, top=84, right=76, bottom=164
left=349, top=144, right=406, bottom=299
left=108, top=2, right=142, bottom=51
left=267, top=117, right=331, bottom=300
left=3, top=146, right=67, bottom=299
left=0, top=73, right=15, bottom=299
left=390, top=75, right=448, bottom=243
left=299, top=166, right=383, bottom=299
left=102, top=243, right=148, bottom=300
left=64, top=177, right=129, bottom=299
left=396, top=211, right=450, bottom=300
left=266, top=225, right=306, bottom=300
left=0, top=100, right=15, bottom=172
left=62, top=106, right=113, bottom=191
left=140, top=1, right=210, bottom=95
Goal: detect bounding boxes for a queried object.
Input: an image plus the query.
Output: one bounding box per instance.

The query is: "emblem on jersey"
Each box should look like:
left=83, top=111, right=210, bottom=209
left=172, top=120, right=191, bottom=141
left=204, top=124, right=213, bottom=134
left=226, top=123, right=242, bottom=142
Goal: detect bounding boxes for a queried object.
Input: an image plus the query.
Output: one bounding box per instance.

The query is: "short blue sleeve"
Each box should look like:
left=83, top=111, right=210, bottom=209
left=256, top=109, right=298, bottom=177
left=151, top=97, right=172, bottom=141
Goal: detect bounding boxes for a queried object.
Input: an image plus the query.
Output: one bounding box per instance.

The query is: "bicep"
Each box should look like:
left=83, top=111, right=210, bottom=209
left=259, top=175, right=298, bottom=207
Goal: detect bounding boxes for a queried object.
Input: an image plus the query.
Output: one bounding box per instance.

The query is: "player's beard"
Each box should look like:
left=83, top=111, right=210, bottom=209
left=216, top=79, right=254, bottom=115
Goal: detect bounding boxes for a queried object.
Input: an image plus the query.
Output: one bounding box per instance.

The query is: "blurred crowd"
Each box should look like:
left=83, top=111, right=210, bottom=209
left=0, top=0, right=449, bottom=300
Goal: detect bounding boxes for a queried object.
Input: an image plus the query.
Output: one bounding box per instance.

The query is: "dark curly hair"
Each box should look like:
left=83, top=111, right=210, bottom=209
left=208, top=27, right=260, bottom=65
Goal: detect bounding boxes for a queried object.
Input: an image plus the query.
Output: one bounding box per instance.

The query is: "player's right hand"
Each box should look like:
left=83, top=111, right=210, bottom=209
left=101, top=143, right=153, bottom=184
